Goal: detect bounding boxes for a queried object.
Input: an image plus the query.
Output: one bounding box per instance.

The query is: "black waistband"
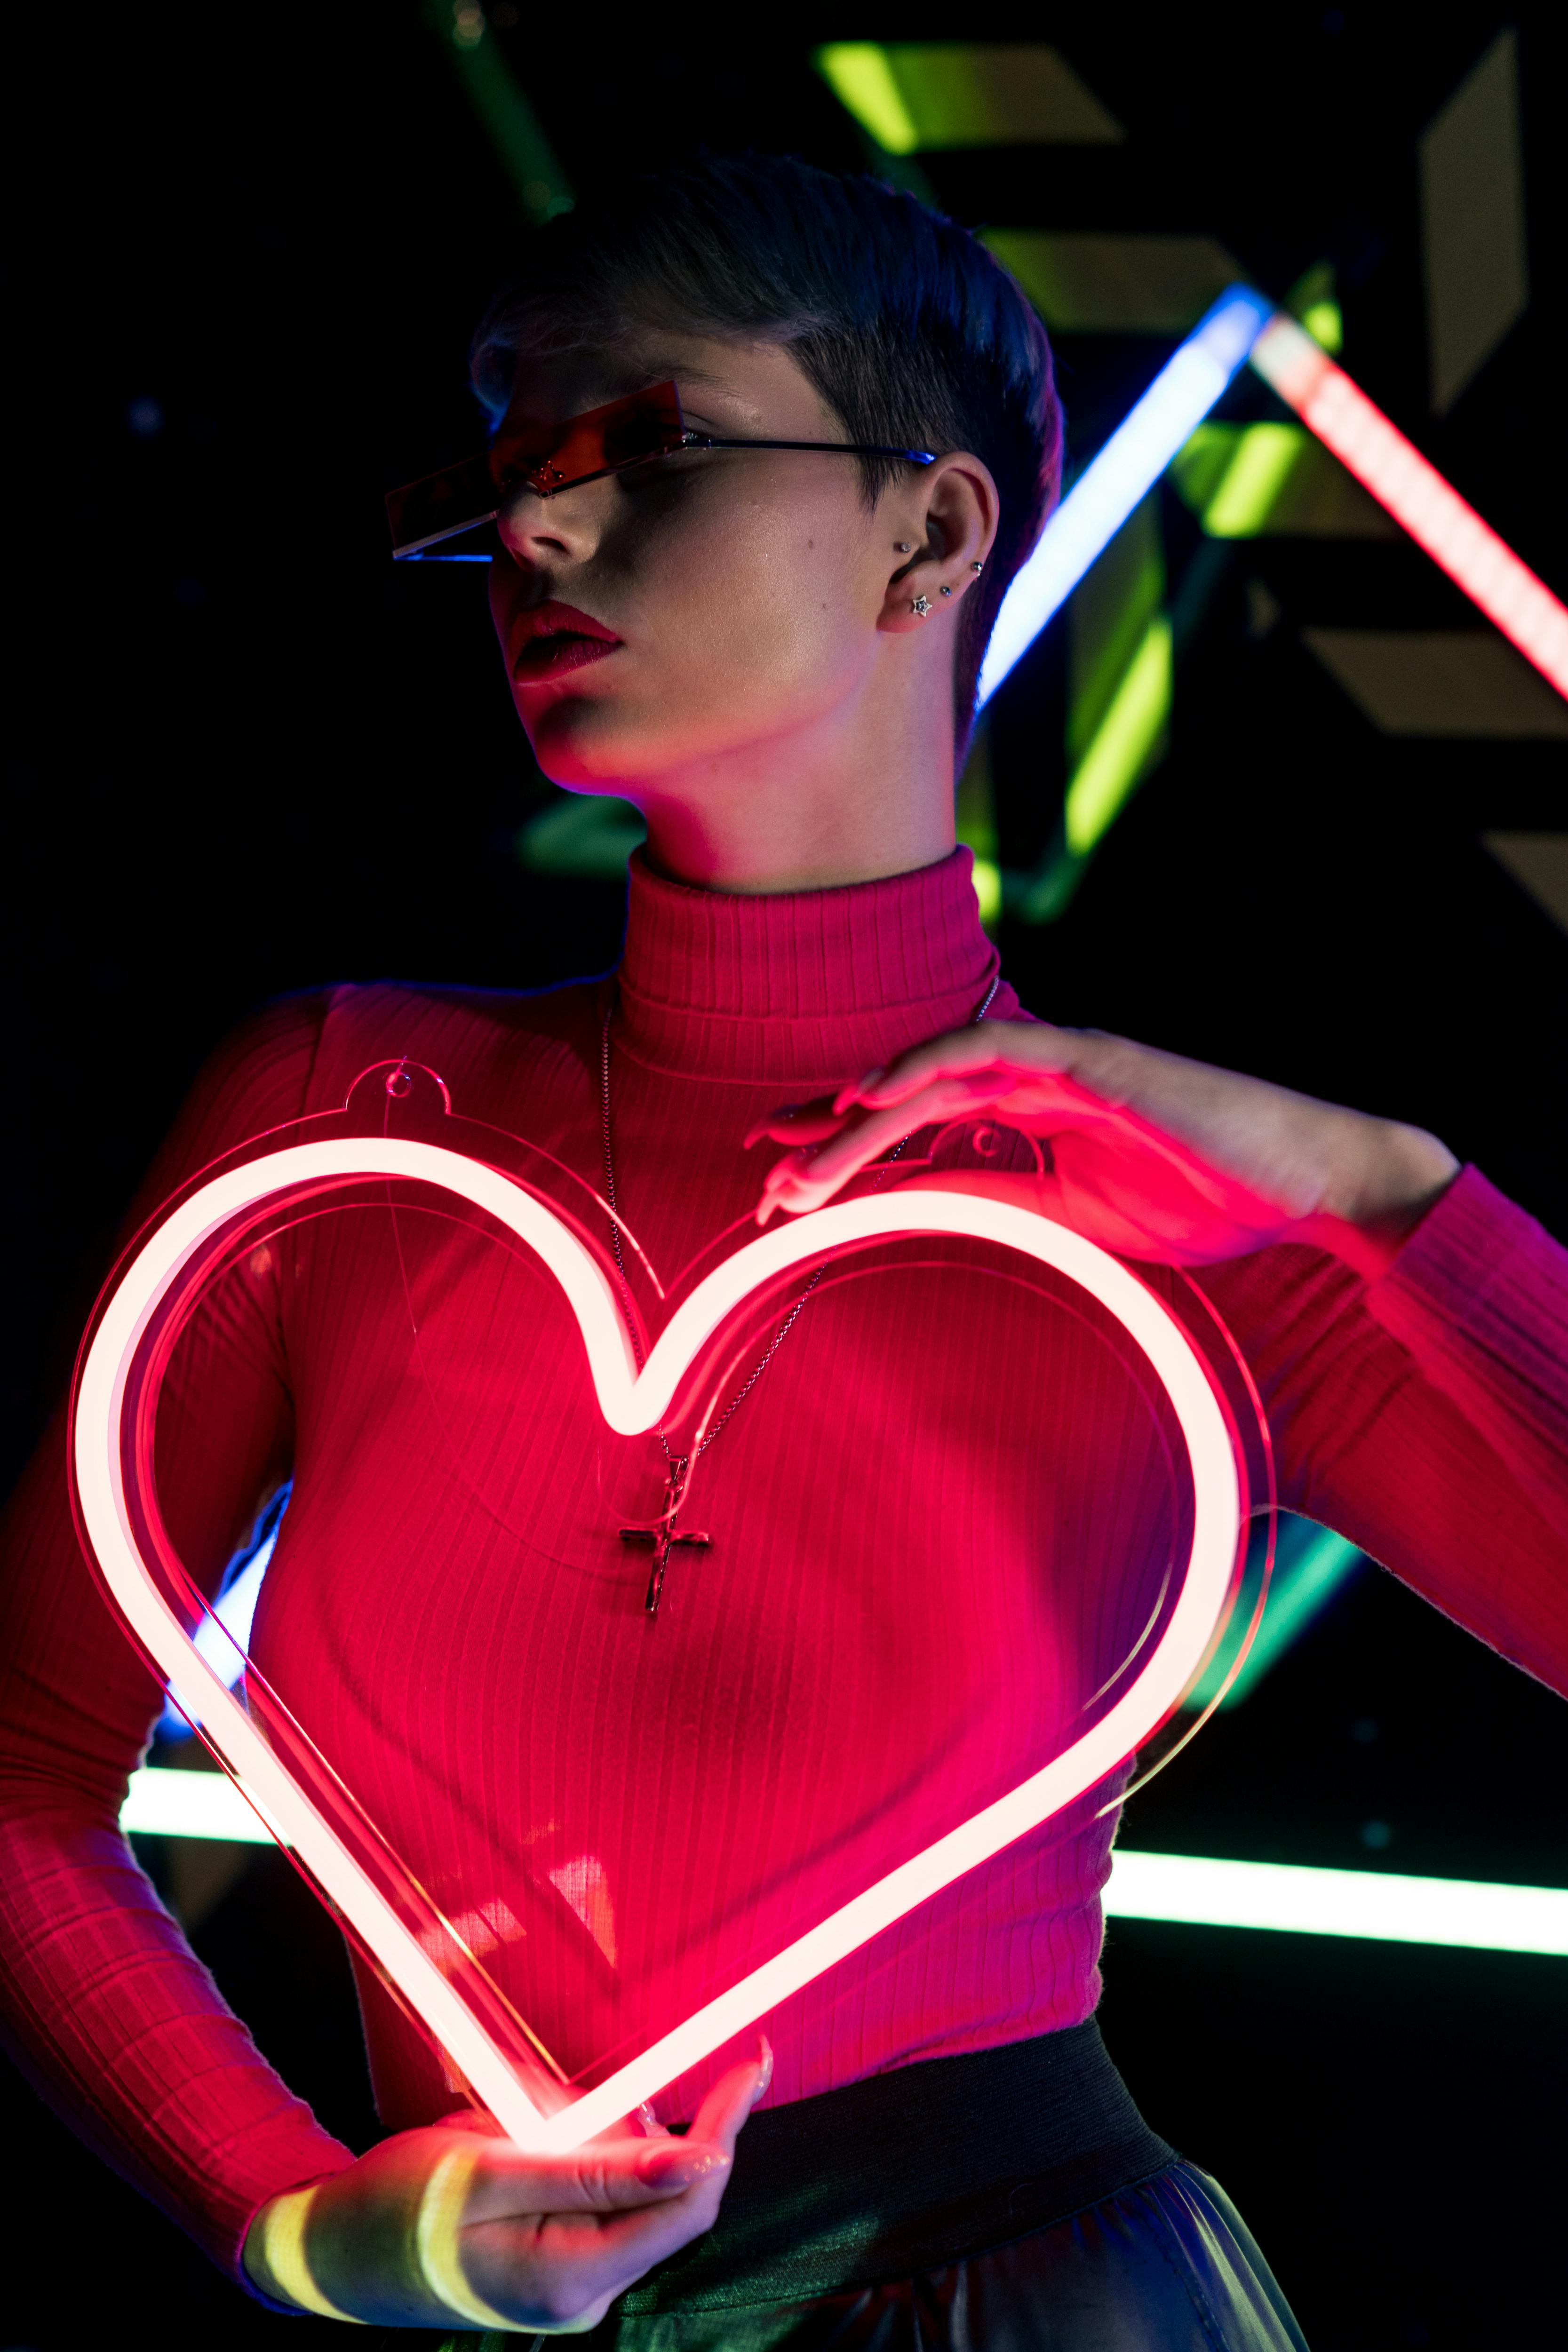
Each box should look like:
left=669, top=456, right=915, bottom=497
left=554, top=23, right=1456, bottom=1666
left=617, top=2023, right=1174, bottom=2315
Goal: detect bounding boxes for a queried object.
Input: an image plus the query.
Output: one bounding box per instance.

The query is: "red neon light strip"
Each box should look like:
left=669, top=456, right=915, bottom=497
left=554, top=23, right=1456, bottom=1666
left=1249, top=312, right=1568, bottom=704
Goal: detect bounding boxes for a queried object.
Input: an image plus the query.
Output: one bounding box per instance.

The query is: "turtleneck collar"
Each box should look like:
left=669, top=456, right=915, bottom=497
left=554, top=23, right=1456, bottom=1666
left=614, top=847, right=1006, bottom=1084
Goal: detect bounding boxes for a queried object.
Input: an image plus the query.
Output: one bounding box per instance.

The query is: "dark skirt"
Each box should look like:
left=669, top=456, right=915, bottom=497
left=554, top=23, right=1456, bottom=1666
left=446, top=2025, right=1307, bottom=2350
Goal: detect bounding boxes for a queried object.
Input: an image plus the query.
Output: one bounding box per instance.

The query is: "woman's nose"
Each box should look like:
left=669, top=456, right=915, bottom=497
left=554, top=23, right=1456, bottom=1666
left=495, top=482, right=604, bottom=567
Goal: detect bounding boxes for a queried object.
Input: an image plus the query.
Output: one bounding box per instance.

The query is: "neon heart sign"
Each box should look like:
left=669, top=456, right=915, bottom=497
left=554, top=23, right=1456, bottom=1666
left=71, top=1080, right=1246, bottom=2154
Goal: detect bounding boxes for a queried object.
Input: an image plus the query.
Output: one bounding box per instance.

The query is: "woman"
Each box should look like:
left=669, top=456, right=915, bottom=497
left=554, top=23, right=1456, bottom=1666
left=2, top=156, right=1566, bottom=2346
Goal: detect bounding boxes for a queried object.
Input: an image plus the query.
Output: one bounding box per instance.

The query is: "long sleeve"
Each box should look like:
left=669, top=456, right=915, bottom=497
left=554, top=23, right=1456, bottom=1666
left=8, top=850, right=1568, bottom=2287
left=0, top=994, right=357, bottom=2282
left=1201, top=1167, right=1568, bottom=1698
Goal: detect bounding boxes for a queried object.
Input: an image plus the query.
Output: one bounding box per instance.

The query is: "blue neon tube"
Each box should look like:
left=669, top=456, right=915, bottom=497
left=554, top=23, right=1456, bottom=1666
left=976, top=286, right=1274, bottom=710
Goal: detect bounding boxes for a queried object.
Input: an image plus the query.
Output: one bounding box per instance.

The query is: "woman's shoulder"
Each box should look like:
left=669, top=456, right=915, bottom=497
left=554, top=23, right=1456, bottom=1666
left=302, top=974, right=608, bottom=1107
left=148, top=974, right=607, bottom=1203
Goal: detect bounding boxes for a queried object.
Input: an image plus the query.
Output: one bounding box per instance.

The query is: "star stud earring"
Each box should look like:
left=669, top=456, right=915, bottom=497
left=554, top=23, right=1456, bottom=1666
left=911, top=594, right=931, bottom=617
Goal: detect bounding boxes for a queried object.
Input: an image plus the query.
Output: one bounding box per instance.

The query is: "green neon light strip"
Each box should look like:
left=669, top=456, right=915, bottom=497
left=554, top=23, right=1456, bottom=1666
left=426, top=0, right=573, bottom=222
left=1062, top=614, right=1171, bottom=856
left=119, top=1771, right=1568, bottom=1955
left=814, top=42, right=920, bottom=152
left=1198, top=423, right=1305, bottom=537
left=1184, top=1520, right=1365, bottom=1714
left=518, top=793, right=646, bottom=878
left=1300, top=299, right=1343, bottom=353
left=1222, top=1528, right=1362, bottom=1704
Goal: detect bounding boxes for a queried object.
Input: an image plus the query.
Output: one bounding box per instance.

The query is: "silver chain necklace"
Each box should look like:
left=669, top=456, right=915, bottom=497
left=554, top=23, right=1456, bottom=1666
left=602, top=972, right=1002, bottom=1614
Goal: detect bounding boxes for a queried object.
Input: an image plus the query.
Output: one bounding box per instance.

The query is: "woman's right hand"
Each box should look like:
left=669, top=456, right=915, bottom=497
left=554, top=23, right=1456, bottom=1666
left=243, top=2045, right=770, bottom=2332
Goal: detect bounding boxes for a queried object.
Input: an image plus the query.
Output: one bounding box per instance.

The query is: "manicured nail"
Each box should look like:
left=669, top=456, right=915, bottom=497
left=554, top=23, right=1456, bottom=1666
left=833, top=1067, right=884, bottom=1114
left=637, top=2142, right=725, bottom=2188
left=764, top=1153, right=809, bottom=1192
left=755, top=2036, right=774, bottom=2098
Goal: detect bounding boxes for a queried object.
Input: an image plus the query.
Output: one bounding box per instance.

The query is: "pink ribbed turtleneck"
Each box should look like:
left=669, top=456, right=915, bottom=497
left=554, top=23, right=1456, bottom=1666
left=617, top=848, right=1004, bottom=1082
left=3, top=847, right=1568, bottom=2284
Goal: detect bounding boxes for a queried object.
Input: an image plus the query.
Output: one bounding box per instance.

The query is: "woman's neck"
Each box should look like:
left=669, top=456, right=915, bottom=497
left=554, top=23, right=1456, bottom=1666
left=616, top=844, right=1004, bottom=1084
left=640, top=795, right=957, bottom=895
left=625, top=673, right=960, bottom=894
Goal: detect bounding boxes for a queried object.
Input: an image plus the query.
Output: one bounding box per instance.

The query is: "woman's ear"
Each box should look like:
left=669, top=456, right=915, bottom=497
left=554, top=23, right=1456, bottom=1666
left=877, top=451, right=999, bottom=636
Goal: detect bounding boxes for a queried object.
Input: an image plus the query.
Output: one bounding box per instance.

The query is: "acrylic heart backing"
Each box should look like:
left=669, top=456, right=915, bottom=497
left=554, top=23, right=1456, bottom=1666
left=71, top=1073, right=1246, bottom=2152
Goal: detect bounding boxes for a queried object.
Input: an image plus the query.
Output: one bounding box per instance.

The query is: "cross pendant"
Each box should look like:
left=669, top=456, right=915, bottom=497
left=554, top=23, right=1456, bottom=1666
left=620, top=1454, right=711, bottom=1618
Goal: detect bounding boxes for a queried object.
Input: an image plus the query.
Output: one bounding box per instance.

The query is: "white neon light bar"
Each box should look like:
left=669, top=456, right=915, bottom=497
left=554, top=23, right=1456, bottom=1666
left=1106, top=1848, right=1568, bottom=1957
left=119, top=1771, right=1568, bottom=1960
left=1249, top=312, right=1568, bottom=703
left=976, top=286, right=1273, bottom=708
left=123, top=1765, right=275, bottom=1843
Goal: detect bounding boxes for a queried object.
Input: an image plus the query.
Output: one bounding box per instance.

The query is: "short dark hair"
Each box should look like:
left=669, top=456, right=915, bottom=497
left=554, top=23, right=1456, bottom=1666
left=469, top=154, right=1062, bottom=751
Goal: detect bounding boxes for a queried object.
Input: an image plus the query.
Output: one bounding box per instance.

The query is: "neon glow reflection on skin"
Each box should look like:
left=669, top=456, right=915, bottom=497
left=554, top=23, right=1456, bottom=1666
left=1248, top=312, right=1568, bottom=701
left=74, top=1136, right=1240, bottom=2153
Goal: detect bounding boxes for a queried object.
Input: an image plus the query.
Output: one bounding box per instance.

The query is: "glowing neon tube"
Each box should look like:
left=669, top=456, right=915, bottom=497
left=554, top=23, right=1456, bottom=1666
left=123, top=1766, right=275, bottom=1843
left=116, top=1773, right=1568, bottom=1962
left=977, top=286, right=1272, bottom=708
left=77, top=1138, right=1239, bottom=2152
left=1105, top=1849, right=1568, bottom=1957
left=1249, top=313, right=1568, bottom=702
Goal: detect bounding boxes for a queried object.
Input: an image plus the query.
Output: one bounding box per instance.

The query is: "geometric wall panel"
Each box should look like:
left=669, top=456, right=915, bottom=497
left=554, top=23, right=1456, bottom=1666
left=880, top=45, right=1123, bottom=148
left=985, top=231, right=1242, bottom=333
left=1482, top=835, right=1568, bottom=934
left=1420, top=30, right=1530, bottom=414
left=1302, top=631, right=1568, bottom=737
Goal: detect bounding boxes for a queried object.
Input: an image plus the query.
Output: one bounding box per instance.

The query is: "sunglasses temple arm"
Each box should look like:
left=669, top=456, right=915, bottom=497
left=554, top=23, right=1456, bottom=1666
left=689, top=438, right=935, bottom=465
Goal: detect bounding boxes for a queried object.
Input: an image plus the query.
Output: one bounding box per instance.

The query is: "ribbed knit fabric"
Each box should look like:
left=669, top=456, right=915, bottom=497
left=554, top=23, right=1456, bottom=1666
left=1, top=845, right=1566, bottom=2290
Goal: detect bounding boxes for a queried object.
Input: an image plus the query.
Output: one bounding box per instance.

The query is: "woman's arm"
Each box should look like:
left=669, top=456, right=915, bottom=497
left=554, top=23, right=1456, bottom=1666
left=751, top=1017, right=1458, bottom=1271
left=1202, top=1170, right=1568, bottom=1694
left=0, top=997, right=358, bottom=2282
left=240, top=2053, right=768, bottom=2331
left=752, top=1019, right=1568, bottom=1692
left=0, top=992, right=771, bottom=2316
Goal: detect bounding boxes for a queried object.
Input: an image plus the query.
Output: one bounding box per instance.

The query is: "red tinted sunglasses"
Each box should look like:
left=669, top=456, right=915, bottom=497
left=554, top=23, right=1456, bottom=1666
left=386, top=381, right=936, bottom=560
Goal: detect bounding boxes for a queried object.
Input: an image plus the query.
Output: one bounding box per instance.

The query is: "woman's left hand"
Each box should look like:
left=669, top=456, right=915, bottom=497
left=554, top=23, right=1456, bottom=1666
left=749, top=1021, right=1459, bottom=1272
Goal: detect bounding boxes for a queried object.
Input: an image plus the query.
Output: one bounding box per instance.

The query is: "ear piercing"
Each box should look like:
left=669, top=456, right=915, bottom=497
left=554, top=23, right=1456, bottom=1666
left=971, top=560, right=984, bottom=573
left=939, top=585, right=953, bottom=596
left=910, top=594, right=931, bottom=617
left=895, top=541, right=914, bottom=553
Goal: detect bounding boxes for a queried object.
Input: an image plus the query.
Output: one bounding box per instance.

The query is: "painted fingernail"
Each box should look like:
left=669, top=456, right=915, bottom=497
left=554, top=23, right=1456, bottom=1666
left=833, top=1068, right=884, bottom=1114
left=637, top=2142, right=725, bottom=2188
left=755, top=2036, right=774, bottom=2098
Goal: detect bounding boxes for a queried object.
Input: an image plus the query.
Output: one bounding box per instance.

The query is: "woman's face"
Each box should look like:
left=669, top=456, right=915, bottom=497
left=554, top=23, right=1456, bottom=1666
left=487, top=334, right=952, bottom=794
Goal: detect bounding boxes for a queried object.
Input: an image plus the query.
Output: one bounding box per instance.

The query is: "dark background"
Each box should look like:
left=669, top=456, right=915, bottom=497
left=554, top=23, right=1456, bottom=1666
left=3, top=8, right=1566, bottom=2346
